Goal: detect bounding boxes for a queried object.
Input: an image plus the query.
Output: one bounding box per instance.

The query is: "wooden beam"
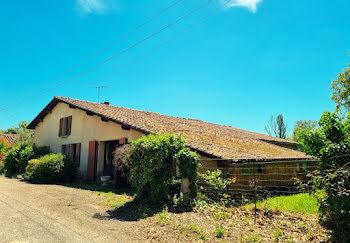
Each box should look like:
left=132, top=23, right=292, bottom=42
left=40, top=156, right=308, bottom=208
left=121, top=124, right=131, bottom=130
left=101, top=117, right=109, bottom=122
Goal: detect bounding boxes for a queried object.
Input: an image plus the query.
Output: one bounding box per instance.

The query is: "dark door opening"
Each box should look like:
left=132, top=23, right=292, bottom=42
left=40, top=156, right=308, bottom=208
left=103, top=140, right=118, bottom=178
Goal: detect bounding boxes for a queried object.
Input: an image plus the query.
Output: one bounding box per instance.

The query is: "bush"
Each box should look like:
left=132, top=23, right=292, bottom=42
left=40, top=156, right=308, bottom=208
left=3, top=144, right=50, bottom=175
left=297, top=111, right=350, bottom=242
left=0, top=160, right=5, bottom=174
left=0, top=141, right=9, bottom=155
left=0, top=142, right=9, bottom=172
left=25, top=153, right=77, bottom=183
left=299, top=168, right=350, bottom=242
left=198, top=169, right=236, bottom=205
left=128, top=134, right=200, bottom=206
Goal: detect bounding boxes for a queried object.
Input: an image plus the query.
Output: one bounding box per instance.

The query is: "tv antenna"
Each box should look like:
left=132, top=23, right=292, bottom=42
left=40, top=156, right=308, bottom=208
left=90, top=86, right=108, bottom=102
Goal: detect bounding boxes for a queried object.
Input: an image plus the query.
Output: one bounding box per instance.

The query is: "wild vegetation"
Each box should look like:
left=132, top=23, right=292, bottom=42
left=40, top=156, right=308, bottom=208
left=118, top=133, right=200, bottom=207
left=292, top=120, right=318, bottom=143
left=3, top=144, right=50, bottom=176
left=331, top=63, right=350, bottom=110
left=25, top=153, right=77, bottom=183
left=1, top=121, right=34, bottom=145
left=297, top=111, right=350, bottom=242
left=88, top=185, right=328, bottom=242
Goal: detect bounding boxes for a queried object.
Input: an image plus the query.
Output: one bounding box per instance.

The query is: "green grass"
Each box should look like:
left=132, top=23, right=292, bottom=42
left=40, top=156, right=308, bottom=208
left=95, top=191, right=133, bottom=208
left=244, top=193, right=319, bottom=214
left=64, top=181, right=135, bottom=208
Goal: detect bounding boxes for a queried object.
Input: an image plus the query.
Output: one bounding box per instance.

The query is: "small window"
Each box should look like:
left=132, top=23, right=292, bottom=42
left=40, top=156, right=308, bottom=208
left=59, top=116, right=72, bottom=137
left=297, top=162, right=307, bottom=172
left=242, top=165, right=264, bottom=176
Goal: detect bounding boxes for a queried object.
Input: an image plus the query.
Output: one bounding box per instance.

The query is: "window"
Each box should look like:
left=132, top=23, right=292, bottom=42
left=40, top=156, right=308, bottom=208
left=297, top=162, right=307, bottom=172
left=59, top=116, right=72, bottom=137
left=242, top=164, right=264, bottom=176
left=62, top=143, right=81, bottom=166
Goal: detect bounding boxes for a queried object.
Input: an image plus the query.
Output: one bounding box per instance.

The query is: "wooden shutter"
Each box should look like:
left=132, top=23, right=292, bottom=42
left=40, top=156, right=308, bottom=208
left=67, top=116, right=72, bottom=136
left=88, top=141, right=98, bottom=180
left=58, top=118, right=63, bottom=137
left=75, top=143, right=81, bottom=166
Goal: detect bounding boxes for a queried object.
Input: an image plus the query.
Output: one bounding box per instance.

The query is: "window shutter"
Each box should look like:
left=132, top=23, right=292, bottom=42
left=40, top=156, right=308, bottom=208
left=75, top=143, right=81, bottom=166
left=65, top=144, right=70, bottom=156
left=88, top=141, right=98, bottom=180
left=59, top=118, right=63, bottom=137
left=67, top=116, right=72, bottom=136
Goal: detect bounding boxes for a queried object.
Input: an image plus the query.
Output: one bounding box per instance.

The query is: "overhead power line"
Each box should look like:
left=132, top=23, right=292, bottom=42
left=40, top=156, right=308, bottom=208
left=68, top=0, right=235, bottom=94
left=0, top=0, right=184, bottom=108
left=0, top=0, right=214, bottom=112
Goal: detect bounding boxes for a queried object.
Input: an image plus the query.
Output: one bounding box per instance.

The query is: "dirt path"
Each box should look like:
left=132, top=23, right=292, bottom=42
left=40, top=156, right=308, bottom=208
left=0, top=176, right=141, bottom=243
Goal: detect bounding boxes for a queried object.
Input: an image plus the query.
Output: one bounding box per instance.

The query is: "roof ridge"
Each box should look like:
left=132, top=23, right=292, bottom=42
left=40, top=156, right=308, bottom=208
left=54, top=96, right=294, bottom=144
left=28, top=96, right=308, bottom=161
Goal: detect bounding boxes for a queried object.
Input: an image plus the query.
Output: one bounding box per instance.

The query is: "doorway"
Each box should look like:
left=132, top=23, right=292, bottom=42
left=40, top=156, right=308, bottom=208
left=103, top=140, right=118, bottom=178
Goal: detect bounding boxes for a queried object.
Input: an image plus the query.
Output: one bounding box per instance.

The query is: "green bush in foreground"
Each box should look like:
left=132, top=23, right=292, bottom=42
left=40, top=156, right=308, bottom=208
left=128, top=134, right=200, bottom=206
left=297, top=111, right=350, bottom=242
left=4, top=144, right=50, bottom=175
left=198, top=169, right=236, bottom=205
left=25, top=153, right=77, bottom=183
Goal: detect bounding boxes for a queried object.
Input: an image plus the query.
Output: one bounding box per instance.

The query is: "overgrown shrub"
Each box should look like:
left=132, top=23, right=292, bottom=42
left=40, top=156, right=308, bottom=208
left=297, top=111, right=350, bottom=242
left=25, top=153, right=77, bottom=183
left=127, top=133, right=200, bottom=206
left=198, top=169, right=236, bottom=205
left=175, top=147, right=200, bottom=199
left=4, top=144, right=50, bottom=175
left=0, top=160, right=5, bottom=174
left=0, top=142, right=9, bottom=171
left=0, top=141, right=9, bottom=155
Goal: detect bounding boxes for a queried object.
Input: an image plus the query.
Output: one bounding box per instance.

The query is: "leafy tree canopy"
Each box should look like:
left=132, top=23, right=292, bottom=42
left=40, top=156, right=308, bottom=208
left=297, top=111, right=350, bottom=169
left=2, top=121, right=34, bottom=145
left=331, top=64, right=350, bottom=110
left=292, top=120, right=318, bottom=142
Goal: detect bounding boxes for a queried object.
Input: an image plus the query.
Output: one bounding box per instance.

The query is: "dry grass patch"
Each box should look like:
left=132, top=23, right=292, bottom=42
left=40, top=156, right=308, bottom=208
left=130, top=205, right=329, bottom=242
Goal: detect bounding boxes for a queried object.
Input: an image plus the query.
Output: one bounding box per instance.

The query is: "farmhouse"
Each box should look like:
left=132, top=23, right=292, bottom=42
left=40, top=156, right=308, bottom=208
left=28, top=96, right=315, bottom=188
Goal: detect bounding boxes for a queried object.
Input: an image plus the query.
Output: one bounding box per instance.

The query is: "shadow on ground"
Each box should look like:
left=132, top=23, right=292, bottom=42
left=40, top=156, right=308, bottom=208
left=61, top=181, right=135, bottom=196
left=92, top=199, right=193, bottom=222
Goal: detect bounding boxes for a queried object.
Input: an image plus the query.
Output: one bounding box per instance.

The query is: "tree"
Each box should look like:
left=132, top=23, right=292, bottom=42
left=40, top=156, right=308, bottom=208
left=331, top=63, right=350, bottom=110
left=297, top=111, right=350, bottom=241
left=3, top=121, right=34, bottom=145
left=265, top=114, right=287, bottom=139
left=292, top=120, right=318, bottom=142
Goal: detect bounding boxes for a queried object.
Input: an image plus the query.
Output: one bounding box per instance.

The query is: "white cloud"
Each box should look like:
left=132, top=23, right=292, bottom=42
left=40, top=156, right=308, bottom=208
left=225, top=0, right=263, bottom=13
left=76, top=0, right=116, bottom=16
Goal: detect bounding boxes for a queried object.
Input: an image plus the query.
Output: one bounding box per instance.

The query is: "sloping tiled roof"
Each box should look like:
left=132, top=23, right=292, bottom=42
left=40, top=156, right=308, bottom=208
left=0, top=133, right=19, bottom=146
left=28, top=96, right=313, bottom=162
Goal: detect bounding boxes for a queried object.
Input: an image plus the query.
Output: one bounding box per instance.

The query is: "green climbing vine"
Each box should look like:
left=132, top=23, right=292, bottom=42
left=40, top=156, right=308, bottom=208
left=126, top=133, right=200, bottom=206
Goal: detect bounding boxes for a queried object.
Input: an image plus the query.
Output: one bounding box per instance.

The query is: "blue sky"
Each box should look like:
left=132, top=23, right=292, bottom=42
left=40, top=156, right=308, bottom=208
left=0, top=0, right=349, bottom=135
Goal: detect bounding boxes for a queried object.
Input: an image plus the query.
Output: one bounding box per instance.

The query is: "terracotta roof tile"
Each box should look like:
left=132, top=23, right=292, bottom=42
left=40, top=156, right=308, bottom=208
left=28, top=96, right=312, bottom=162
left=0, top=133, right=19, bottom=146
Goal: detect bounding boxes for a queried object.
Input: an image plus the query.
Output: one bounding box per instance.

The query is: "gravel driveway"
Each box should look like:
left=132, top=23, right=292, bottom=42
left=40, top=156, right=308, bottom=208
left=0, top=176, right=141, bottom=243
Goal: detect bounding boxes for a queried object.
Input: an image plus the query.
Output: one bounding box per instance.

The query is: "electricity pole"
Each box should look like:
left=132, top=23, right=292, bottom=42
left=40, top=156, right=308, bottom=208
left=90, top=86, right=108, bottom=102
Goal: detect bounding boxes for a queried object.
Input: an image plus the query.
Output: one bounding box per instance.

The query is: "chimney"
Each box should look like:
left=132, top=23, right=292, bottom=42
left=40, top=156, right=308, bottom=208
left=103, top=101, right=110, bottom=105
